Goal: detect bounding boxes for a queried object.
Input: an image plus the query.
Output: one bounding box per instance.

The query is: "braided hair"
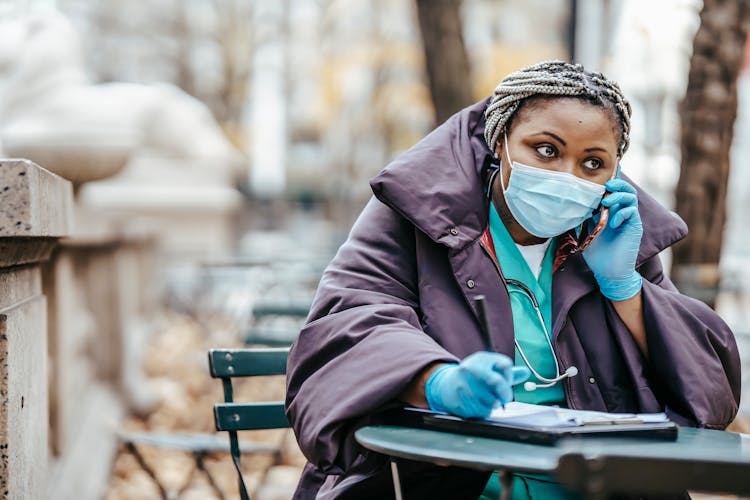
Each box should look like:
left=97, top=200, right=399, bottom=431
left=484, top=61, right=632, bottom=158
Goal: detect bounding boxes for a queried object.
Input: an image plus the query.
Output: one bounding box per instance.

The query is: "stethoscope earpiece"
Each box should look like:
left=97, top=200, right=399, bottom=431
left=483, top=153, right=502, bottom=201
left=486, top=167, right=500, bottom=201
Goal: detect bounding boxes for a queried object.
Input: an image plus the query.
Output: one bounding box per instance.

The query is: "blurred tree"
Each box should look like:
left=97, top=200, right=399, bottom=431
left=672, top=0, right=750, bottom=307
left=415, top=0, right=473, bottom=125
left=172, top=0, right=196, bottom=98
left=210, top=0, right=256, bottom=137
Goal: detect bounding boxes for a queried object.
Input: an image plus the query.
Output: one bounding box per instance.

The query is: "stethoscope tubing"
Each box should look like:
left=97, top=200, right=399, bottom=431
left=504, top=278, right=574, bottom=387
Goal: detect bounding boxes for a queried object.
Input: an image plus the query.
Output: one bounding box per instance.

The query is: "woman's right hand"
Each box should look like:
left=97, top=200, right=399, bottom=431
left=425, top=352, right=530, bottom=418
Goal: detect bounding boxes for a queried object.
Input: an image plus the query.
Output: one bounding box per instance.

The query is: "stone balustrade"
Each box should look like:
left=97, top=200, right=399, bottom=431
left=1, top=158, right=160, bottom=499
left=0, top=159, right=72, bottom=499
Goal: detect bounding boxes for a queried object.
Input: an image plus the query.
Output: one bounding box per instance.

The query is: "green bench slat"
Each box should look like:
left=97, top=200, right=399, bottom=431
left=208, top=348, right=289, bottom=378
left=214, top=402, right=288, bottom=431
left=117, top=430, right=280, bottom=454
left=252, top=304, right=311, bottom=318
left=243, top=328, right=299, bottom=346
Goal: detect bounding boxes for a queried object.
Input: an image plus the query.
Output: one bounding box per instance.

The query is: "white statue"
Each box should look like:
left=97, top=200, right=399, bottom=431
left=0, top=11, right=245, bottom=186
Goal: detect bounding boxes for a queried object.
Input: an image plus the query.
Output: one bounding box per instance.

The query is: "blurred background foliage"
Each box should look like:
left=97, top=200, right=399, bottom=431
left=2, top=1, right=750, bottom=498
left=1, top=0, right=748, bottom=327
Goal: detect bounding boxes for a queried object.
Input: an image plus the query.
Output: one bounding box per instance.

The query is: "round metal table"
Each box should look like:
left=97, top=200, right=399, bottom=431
left=355, top=425, right=750, bottom=499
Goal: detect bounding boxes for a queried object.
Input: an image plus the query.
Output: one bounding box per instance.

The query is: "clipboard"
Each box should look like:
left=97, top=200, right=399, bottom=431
left=385, top=407, right=678, bottom=445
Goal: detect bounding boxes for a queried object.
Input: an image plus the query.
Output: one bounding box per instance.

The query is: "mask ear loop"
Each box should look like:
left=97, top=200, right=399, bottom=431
left=496, top=132, right=529, bottom=233
left=486, top=133, right=510, bottom=200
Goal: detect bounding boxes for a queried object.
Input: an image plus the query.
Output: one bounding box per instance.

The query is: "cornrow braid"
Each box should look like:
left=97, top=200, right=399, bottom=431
left=484, top=61, right=632, bottom=158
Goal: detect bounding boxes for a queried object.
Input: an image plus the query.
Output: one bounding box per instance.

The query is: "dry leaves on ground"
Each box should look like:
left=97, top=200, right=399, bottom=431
left=105, top=312, right=304, bottom=500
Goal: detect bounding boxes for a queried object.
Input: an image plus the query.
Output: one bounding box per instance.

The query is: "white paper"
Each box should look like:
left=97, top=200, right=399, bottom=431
left=488, top=402, right=578, bottom=427
left=487, top=402, right=669, bottom=428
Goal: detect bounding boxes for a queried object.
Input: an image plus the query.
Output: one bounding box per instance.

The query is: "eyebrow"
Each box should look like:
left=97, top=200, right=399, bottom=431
left=532, top=132, right=611, bottom=155
left=532, top=131, right=566, bottom=146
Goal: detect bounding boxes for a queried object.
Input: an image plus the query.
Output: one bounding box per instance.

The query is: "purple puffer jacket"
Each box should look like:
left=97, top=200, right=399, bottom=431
left=285, top=100, right=741, bottom=500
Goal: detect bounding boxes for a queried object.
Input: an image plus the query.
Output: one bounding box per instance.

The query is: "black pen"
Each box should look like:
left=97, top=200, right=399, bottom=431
left=474, top=295, right=505, bottom=411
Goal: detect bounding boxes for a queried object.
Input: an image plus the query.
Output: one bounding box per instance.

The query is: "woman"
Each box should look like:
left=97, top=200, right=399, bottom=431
left=285, top=61, right=741, bottom=499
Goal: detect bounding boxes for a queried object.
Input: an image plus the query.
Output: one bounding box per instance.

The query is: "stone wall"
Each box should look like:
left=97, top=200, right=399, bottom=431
left=43, top=212, right=159, bottom=499
left=0, top=159, right=72, bottom=499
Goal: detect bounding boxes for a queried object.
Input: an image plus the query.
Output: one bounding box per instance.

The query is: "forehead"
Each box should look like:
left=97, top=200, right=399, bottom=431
left=511, top=97, right=620, bottom=148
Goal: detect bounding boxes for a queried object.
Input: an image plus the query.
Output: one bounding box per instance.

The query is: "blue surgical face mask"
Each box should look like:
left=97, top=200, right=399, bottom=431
left=499, top=133, right=606, bottom=238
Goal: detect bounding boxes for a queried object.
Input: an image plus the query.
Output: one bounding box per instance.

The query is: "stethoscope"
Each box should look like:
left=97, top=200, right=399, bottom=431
left=504, top=278, right=578, bottom=390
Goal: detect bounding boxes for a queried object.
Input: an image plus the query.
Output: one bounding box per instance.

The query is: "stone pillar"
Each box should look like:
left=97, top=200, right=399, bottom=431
left=0, top=159, right=72, bottom=499
left=44, top=212, right=158, bottom=500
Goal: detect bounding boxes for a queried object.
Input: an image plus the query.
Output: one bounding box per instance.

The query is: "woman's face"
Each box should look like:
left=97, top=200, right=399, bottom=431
left=495, top=97, right=620, bottom=186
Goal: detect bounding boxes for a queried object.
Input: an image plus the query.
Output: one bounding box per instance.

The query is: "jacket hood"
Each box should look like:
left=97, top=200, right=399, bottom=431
left=370, top=99, right=688, bottom=264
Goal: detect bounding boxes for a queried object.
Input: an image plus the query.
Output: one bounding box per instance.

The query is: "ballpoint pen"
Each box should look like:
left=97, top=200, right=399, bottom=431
left=473, top=295, right=505, bottom=411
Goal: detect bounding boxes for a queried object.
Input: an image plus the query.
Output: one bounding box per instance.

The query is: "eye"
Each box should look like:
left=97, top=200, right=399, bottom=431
left=535, top=144, right=557, bottom=158
left=582, top=158, right=603, bottom=171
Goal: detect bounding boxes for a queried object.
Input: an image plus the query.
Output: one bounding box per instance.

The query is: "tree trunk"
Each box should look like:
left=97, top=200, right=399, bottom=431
left=415, top=0, right=474, bottom=125
left=672, top=0, right=750, bottom=307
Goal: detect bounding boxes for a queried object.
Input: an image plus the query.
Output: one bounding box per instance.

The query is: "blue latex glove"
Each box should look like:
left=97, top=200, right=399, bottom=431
left=583, top=178, right=643, bottom=301
left=425, top=352, right=531, bottom=419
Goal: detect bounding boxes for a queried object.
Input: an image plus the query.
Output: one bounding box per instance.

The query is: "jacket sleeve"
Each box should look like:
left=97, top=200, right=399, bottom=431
left=637, top=255, right=741, bottom=428
left=285, top=197, right=458, bottom=474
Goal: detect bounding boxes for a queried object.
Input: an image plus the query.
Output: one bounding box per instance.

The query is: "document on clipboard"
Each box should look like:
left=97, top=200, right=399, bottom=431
left=386, top=402, right=678, bottom=445
left=488, top=402, right=671, bottom=427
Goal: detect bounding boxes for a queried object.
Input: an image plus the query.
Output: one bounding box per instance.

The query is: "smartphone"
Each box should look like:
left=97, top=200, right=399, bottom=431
left=576, top=164, right=620, bottom=252
left=576, top=207, right=608, bottom=252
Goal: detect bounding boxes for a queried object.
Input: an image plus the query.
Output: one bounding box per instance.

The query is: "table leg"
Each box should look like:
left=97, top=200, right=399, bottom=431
left=499, top=470, right=513, bottom=500
left=390, top=459, right=404, bottom=500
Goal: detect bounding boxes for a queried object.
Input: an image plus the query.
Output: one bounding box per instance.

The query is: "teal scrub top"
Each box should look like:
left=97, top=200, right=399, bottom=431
left=488, top=204, right=564, bottom=405
left=481, top=204, right=580, bottom=499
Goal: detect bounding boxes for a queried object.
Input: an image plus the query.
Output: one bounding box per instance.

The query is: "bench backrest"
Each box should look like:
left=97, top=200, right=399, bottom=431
left=208, top=347, right=290, bottom=431
left=208, top=347, right=291, bottom=500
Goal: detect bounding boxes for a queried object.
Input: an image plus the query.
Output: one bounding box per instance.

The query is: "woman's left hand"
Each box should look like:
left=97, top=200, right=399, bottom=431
left=583, top=178, right=643, bottom=301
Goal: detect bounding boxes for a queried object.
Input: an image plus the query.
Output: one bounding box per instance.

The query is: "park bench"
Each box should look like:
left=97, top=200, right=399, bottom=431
left=209, top=347, right=291, bottom=500
left=116, top=347, right=289, bottom=499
